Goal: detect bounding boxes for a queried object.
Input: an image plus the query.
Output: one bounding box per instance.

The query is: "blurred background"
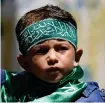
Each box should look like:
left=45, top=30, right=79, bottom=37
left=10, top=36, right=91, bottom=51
left=1, top=0, right=105, bottom=88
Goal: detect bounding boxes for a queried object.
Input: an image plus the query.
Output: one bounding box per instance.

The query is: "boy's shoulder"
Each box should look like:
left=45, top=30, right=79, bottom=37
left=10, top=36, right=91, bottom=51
left=76, top=81, right=105, bottom=102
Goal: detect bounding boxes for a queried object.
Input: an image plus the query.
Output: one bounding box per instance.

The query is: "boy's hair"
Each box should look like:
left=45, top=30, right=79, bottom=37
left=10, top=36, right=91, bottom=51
left=16, top=5, right=77, bottom=39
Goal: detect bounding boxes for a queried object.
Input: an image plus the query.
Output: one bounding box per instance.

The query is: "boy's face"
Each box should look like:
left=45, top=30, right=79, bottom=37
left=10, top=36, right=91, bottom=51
left=18, top=39, right=82, bottom=83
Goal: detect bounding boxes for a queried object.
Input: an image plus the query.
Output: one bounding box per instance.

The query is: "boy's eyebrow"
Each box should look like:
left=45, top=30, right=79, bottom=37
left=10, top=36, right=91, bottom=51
left=32, top=44, right=47, bottom=49
left=36, top=42, right=70, bottom=48
left=32, top=39, right=71, bottom=49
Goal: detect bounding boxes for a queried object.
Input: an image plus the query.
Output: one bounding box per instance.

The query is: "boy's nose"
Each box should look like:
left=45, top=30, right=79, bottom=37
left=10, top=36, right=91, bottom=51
left=47, top=49, right=58, bottom=65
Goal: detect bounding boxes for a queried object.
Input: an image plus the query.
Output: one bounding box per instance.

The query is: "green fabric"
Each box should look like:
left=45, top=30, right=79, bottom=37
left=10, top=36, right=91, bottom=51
left=31, top=82, right=86, bottom=102
left=1, top=65, right=87, bottom=102
left=18, top=18, right=77, bottom=54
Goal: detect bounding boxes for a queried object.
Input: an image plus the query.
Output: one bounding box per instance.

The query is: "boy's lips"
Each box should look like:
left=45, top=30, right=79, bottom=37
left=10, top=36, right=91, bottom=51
left=46, top=67, right=62, bottom=73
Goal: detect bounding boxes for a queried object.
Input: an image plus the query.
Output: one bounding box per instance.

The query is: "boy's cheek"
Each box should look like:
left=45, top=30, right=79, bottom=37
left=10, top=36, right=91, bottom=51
left=31, top=60, right=46, bottom=70
left=61, top=58, right=75, bottom=69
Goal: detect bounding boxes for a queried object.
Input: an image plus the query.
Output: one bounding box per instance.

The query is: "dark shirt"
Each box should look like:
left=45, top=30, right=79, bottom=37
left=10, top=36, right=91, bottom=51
left=1, top=71, right=105, bottom=102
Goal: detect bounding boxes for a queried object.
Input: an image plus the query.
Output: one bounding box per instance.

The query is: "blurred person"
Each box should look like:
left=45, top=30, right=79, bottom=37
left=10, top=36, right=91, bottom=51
left=1, top=5, right=105, bottom=102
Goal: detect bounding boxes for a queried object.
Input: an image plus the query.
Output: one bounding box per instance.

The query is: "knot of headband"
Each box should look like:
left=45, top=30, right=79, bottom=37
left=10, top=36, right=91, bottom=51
left=17, top=18, right=77, bottom=54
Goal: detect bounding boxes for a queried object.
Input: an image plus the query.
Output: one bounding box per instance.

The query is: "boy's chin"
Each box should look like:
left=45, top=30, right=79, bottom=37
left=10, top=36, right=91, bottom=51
left=44, top=75, right=63, bottom=84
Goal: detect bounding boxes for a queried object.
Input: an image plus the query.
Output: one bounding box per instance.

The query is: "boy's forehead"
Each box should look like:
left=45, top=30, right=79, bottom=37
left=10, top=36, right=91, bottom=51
left=30, top=39, right=74, bottom=50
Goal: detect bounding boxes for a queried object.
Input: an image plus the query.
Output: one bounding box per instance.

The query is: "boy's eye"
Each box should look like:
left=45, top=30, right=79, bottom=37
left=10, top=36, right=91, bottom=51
left=56, top=46, right=68, bottom=52
left=35, top=48, right=48, bottom=54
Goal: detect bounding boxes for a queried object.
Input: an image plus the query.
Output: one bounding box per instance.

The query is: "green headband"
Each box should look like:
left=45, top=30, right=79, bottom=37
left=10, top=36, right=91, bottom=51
left=18, top=18, right=77, bottom=54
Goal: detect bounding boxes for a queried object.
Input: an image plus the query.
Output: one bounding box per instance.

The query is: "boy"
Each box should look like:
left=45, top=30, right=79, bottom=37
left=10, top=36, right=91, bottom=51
left=1, top=5, right=105, bottom=102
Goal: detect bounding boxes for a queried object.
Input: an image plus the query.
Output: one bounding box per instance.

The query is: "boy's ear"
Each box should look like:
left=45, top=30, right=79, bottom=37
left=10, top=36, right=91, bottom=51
left=74, top=48, right=83, bottom=67
left=17, top=54, right=31, bottom=72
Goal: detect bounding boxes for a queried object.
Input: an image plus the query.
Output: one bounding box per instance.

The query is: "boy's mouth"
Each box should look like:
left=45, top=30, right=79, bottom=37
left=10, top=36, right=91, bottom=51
left=46, top=67, right=61, bottom=74
left=44, top=67, right=64, bottom=83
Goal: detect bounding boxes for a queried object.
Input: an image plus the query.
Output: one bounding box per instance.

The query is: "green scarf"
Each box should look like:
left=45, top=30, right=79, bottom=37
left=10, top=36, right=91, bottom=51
left=1, top=65, right=87, bottom=102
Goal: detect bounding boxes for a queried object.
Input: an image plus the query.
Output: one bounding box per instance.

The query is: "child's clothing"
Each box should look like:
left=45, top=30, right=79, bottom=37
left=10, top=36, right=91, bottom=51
left=1, top=66, right=105, bottom=102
